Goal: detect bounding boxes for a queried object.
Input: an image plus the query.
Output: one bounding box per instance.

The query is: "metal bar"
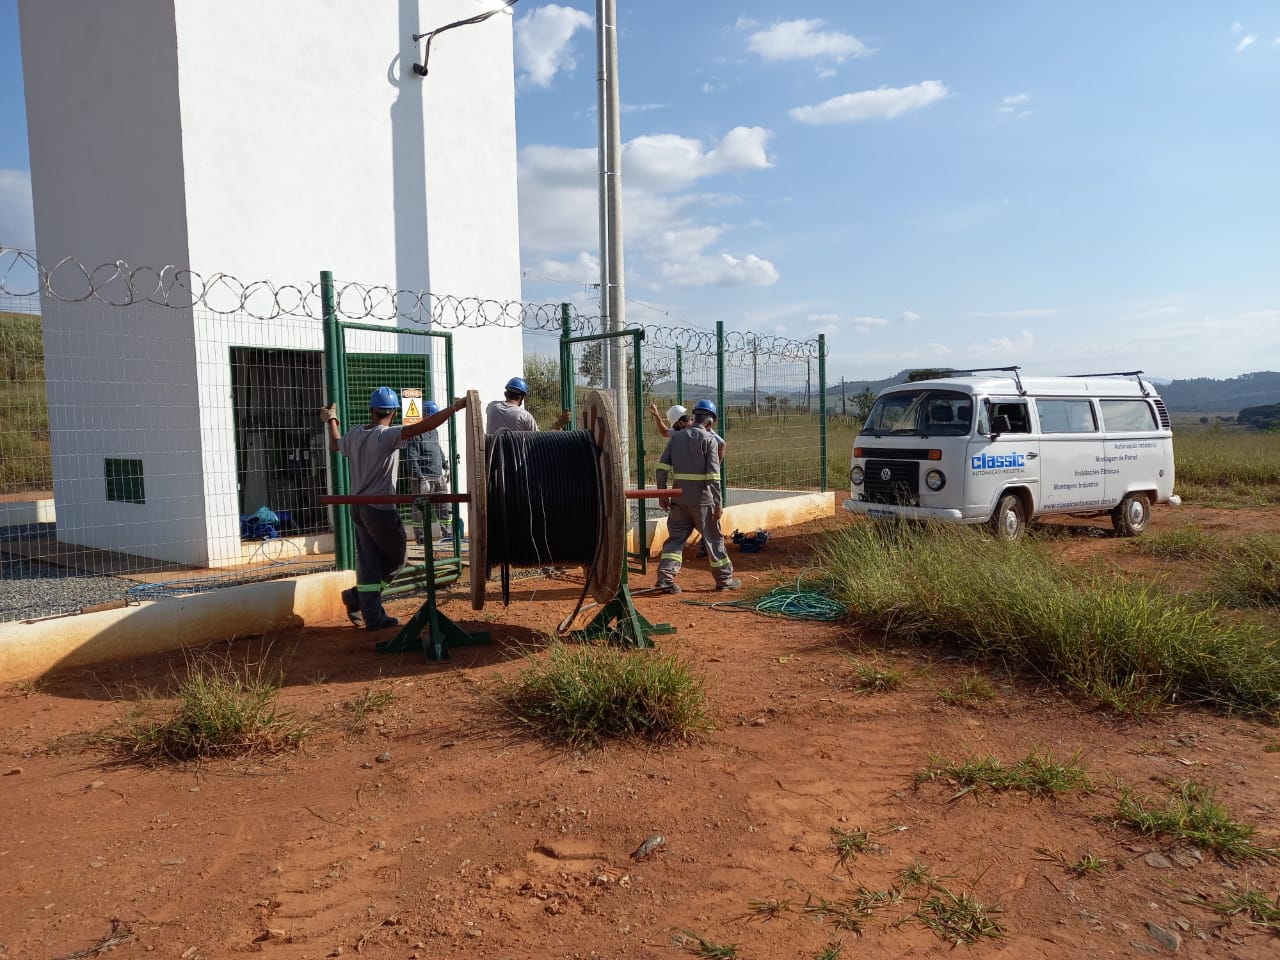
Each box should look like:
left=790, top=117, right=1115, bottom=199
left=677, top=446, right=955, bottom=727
left=321, top=494, right=468, bottom=506
left=630, top=329, right=646, bottom=573
left=818, top=333, right=828, bottom=493
left=675, top=346, right=683, bottom=405
left=321, top=270, right=353, bottom=571
left=560, top=303, right=575, bottom=427
left=442, top=330, right=463, bottom=552
left=716, top=320, right=727, bottom=506
left=562, top=330, right=636, bottom=346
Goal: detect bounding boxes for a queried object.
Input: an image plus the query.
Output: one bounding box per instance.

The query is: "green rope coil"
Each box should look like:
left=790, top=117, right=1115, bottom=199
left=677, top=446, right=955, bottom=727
left=682, top=569, right=847, bottom=622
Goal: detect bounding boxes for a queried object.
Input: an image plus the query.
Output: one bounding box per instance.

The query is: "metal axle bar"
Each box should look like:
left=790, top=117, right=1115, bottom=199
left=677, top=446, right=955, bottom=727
left=320, top=493, right=469, bottom=506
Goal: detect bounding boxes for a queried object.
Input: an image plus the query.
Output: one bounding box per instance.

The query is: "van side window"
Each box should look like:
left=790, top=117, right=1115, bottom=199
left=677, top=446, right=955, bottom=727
left=1036, top=399, right=1097, bottom=434
left=1100, top=399, right=1157, bottom=431
left=980, top=400, right=1031, bottom=434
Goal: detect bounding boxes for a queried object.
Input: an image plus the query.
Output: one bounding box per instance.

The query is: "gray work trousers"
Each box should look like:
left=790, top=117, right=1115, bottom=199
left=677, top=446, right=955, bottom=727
left=656, top=503, right=734, bottom=587
left=353, top=504, right=407, bottom=622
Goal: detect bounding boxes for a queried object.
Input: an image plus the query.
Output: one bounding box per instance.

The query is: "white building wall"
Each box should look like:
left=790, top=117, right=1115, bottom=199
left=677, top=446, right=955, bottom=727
left=19, top=0, right=211, bottom=563
left=19, top=0, right=523, bottom=566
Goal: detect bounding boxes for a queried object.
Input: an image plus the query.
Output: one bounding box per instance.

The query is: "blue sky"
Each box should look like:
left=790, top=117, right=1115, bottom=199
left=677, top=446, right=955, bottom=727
left=3, top=2, right=1279, bottom=381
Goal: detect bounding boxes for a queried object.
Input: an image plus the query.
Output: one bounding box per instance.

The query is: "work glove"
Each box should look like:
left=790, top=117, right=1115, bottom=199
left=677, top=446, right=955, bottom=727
left=320, top=403, right=337, bottom=424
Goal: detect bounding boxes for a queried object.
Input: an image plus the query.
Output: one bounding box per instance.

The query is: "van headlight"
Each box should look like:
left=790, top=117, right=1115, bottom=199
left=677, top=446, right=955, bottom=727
left=850, top=466, right=864, bottom=486
left=925, top=469, right=946, bottom=491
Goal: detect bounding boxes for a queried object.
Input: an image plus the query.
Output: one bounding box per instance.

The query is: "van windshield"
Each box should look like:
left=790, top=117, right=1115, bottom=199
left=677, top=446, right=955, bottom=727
left=863, top=389, right=974, bottom=437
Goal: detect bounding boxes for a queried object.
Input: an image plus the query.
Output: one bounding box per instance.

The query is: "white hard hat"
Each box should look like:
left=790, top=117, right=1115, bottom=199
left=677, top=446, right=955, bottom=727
left=666, top=404, right=688, bottom=424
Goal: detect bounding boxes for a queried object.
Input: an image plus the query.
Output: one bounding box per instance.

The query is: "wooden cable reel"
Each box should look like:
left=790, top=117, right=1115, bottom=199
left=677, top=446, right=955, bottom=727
left=465, top=388, right=625, bottom=611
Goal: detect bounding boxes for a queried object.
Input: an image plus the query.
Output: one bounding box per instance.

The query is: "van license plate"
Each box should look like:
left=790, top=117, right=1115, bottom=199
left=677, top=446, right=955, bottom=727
left=867, top=508, right=897, bottom=520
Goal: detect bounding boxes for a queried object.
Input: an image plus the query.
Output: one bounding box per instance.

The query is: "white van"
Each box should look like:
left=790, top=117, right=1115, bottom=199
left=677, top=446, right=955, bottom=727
left=842, top=368, right=1179, bottom=539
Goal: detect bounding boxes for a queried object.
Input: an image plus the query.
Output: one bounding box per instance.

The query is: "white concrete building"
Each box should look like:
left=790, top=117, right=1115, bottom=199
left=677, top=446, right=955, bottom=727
left=18, top=0, right=523, bottom=565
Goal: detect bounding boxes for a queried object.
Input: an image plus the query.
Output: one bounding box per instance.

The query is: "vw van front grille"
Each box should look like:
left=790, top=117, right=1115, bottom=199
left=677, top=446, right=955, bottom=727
left=864, top=460, right=919, bottom=506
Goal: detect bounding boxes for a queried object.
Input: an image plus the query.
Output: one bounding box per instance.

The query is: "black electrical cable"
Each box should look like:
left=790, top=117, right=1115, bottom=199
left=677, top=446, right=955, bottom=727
left=413, top=1, right=522, bottom=77
left=486, top=429, right=602, bottom=604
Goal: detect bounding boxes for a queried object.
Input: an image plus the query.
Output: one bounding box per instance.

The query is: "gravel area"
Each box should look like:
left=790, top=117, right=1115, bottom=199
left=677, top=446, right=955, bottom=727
left=0, top=554, right=134, bottom=623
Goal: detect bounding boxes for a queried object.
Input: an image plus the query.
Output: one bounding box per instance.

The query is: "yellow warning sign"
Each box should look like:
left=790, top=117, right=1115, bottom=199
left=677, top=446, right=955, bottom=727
left=402, top=388, right=422, bottom=424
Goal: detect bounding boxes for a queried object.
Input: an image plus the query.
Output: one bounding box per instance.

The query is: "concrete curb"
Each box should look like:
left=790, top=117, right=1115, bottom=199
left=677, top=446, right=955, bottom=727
left=635, top=491, right=835, bottom=557
left=0, top=571, right=354, bottom=683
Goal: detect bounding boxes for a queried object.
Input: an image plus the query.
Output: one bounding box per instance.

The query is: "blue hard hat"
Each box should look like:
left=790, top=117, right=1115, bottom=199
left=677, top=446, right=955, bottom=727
left=693, top=398, right=718, bottom=418
left=505, top=376, right=529, bottom=395
left=370, top=386, right=399, bottom=411
left=422, top=399, right=440, bottom=416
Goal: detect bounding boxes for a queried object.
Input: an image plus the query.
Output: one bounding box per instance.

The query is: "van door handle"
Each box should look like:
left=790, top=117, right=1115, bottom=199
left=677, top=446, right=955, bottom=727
left=1025, top=452, right=1039, bottom=460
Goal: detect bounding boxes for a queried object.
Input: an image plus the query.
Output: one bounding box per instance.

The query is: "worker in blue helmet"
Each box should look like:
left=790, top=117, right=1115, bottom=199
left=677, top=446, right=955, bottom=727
left=653, top=399, right=741, bottom=594
left=403, top=399, right=455, bottom=547
left=322, top=387, right=467, bottom=632
left=485, top=375, right=571, bottom=435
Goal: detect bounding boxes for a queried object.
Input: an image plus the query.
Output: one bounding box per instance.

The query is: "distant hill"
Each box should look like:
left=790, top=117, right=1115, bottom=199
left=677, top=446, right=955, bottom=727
left=1154, top=371, right=1280, bottom=413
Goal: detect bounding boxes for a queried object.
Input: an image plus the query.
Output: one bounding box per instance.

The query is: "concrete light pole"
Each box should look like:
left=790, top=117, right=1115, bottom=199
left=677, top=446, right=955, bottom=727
left=595, top=0, right=630, bottom=475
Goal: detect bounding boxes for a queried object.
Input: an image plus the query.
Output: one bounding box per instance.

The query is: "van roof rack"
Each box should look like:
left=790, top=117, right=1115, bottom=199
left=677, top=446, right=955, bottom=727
left=950, top=365, right=1025, bottom=395
left=1066, top=370, right=1150, bottom=395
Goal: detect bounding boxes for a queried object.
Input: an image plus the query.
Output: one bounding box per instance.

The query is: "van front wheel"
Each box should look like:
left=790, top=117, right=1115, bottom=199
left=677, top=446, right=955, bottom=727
left=988, top=493, right=1026, bottom=541
left=1112, top=492, right=1151, bottom=537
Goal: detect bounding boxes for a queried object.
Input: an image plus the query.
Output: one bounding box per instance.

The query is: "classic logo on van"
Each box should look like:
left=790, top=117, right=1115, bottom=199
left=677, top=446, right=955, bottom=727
left=970, top=452, right=1026, bottom=470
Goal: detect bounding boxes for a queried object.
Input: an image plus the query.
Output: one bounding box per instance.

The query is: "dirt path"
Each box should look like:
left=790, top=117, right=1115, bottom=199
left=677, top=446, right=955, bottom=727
left=2, top=497, right=1278, bottom=959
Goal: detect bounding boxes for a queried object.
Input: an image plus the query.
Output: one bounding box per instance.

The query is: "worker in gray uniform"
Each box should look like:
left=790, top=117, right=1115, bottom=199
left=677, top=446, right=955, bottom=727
left=323, top=387, right=466, bottom=631
left=653, top=399, right=741, bottom=594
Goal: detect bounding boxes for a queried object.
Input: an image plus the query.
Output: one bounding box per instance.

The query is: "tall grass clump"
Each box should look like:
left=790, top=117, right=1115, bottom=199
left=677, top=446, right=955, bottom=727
left=114, top=657, right=304, bottom=762
left=1133, top=526, right=1224, bottom=562
left=495, top=642, right=712, bottom=747
left=1175, top=427, right=1280, bottom=506
left=1202, top=534, right=1280, bottom=609
left=819, top=523, right=1280, bottom=716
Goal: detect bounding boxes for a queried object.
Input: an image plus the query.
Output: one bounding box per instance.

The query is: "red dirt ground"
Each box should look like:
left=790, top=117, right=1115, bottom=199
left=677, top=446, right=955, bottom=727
left=3, top=496, right=1279, bottom=960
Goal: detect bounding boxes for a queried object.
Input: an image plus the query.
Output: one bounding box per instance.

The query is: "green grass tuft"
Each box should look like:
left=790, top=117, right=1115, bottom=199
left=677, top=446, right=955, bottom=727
left=913, top=890, right=1004, bottom=945
left=1198, top=884, right=1280, bottom=933
left=917, top=747, right=1092, bottom=798
left=495, top=642, right=712, bottom=747
left=1116, top=781, right=1278, bottom=861
left=935, top=672, right=998, bottom=707
left=830, top=825, right=877, bottom=868
left=845, top=657, right=905, bottom=694
left=673, top=929, right=738, bottom=958
left=113, top=657, right=304, bottom=762
left=344, top=685, right=396, bottom=732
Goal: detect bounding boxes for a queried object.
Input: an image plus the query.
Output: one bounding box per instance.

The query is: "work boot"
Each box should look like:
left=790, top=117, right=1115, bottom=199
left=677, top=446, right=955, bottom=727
left=655, top=581, right=681, bottom=595
left=366, top=616, right=400, bottom=632
left=715, top=577, right=743, bottom=592
left=341, top=588, right=364, bottom=628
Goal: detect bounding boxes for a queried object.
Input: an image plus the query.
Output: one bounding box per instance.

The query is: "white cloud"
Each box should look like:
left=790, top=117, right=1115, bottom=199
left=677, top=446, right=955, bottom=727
left=901, top=310, right=921, bottom=324
left=0, top=170, right=36, bottom=250
left=970, top=330, right=1035, bottom=358
left=851, top=315, right=889, bottom=332
left=659, top=253, right=778, bottom=288
left=513, top=4, right=593, bottom=88
left=623, top=126, right=773, bottom=190
left=525, top=253, right=599, bottom=285
left=1232, top=20, right=1243, bottom=34
left=997, top=92, right=1032, bottom=119
left=517, top=128, right=778, bottom=292
left=745, top=18, right=873, bottom=62
left=1235, top=34, right=1257, bottom=52
left=789, top=80, right=948, bottom=125
left=966, top=308, right=1058, bottom=320
left=1274, top=36, right=1280, bottom=46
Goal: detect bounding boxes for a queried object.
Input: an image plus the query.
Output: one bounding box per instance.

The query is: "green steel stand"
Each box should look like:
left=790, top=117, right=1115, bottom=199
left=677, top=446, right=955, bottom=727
left=377, top=556, right=490, bottom=662
left=568, top=569, right=675, bottom=648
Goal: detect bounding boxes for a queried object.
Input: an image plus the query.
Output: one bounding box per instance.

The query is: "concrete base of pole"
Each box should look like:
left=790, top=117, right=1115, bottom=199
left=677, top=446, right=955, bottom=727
left=0, top=571, right=355, bottom=683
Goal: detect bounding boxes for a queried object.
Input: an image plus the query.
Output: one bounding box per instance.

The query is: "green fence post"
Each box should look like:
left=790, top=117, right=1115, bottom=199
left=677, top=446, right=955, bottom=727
left=631, top=330, right=648, bottom=573
left=559, top=303, right=574, bottom=426
left=321, top=270, right=353, bottom=571
left=716, top=320, right=727, bottom=504
left=818, top=334, right=828, bottom=493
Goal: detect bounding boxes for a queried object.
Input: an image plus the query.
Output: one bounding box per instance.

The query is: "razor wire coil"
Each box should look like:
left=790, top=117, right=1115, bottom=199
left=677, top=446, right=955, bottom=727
left=1, top=246, right=820, bottom=361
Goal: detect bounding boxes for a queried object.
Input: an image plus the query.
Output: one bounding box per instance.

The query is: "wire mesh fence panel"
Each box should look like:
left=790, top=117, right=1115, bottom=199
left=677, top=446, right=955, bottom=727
left=0, top=248, right=828, bottom=623
left=722, top=345, right=825, bottom=491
